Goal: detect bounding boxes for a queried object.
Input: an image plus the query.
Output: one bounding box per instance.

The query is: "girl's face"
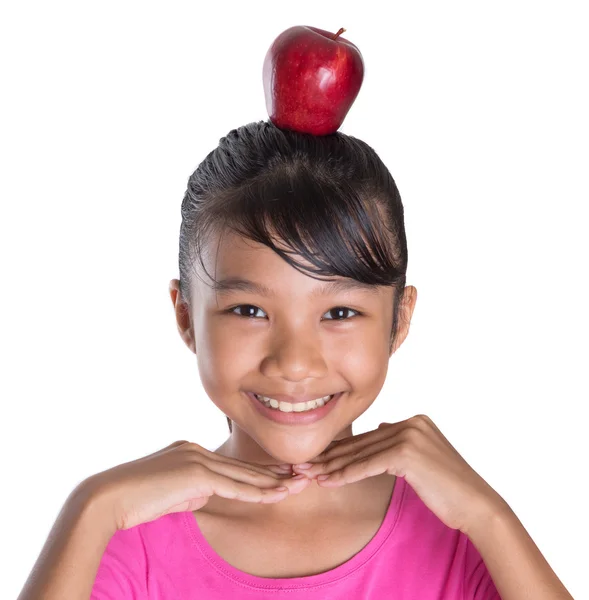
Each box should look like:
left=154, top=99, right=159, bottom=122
left=170, top=228, right=417, bottom=465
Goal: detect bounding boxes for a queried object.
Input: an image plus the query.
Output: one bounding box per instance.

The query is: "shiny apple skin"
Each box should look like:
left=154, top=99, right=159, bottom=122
left=263, top=25, right=364, bottom=136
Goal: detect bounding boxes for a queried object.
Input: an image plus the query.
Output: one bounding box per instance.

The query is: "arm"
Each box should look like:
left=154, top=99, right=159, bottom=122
left=17, top=479, right=118, bottom=600
left=465, top=499, right=574, bottom=600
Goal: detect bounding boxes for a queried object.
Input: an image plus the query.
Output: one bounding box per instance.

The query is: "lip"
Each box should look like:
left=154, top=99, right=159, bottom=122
left=245, top=391, right=343, bottom=425
left=250, top=391, right=335, bottom=404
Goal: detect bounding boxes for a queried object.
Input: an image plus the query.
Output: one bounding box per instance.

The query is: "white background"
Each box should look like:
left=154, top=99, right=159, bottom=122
left=1, top=1, right=587, bottom=598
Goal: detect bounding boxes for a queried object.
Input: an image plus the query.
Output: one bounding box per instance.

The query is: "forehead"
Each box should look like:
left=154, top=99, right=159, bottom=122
left=194, top=228, right=384, bottom=299
left=197, top=228, right=301, bottom=276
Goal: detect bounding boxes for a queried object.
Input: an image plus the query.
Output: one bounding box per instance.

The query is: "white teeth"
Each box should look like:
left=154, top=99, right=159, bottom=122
left=254, top=394, right=334, bottom=413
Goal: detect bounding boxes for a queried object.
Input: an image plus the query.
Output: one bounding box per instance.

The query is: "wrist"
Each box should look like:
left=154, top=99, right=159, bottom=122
left=462, top=491, right=513, bottom=542
left=70, top=475, right=121, bottom=538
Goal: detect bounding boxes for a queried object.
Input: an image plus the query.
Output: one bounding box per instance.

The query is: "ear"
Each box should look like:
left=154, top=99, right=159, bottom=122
left=169, top=279, right=196, bottom=354
left=389, top=285, right=418, bottom=357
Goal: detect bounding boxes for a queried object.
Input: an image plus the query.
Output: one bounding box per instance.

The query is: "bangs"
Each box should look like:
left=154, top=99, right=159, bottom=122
left=192, top=163, right=405, bottom=289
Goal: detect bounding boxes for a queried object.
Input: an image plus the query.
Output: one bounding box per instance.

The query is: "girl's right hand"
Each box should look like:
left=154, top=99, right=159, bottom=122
left=85, top=440, right=309, bottom=531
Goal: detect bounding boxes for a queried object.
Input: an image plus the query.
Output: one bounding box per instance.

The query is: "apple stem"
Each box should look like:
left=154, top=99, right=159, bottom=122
left=331, top=27, right=346, bottom=41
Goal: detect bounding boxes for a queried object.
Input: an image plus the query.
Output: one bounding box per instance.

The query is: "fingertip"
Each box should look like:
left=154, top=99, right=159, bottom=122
left=262, top=487, right=289, bottom=503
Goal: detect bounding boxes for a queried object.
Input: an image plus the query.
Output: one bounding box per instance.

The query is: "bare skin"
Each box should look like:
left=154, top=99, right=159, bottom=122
left=168, top=229, right=417, bottom=575
left=192, top=470, right=398, bottom=578
left=16, top=228, right=417, bottom=596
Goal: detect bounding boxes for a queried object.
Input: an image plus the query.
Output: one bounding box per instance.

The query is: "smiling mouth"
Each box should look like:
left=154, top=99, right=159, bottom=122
left=253, top=393, right=336, bottom=413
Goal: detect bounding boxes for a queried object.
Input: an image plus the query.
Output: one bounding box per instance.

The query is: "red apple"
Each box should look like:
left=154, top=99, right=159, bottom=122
left=263, top=26, right=364, bottom=136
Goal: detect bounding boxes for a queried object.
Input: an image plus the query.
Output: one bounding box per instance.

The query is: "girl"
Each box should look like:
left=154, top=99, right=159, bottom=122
left=18, top=121, right=573, bottom=599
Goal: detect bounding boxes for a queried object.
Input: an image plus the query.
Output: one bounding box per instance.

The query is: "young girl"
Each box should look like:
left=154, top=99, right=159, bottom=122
left=18, top=121, right=573, bottom=599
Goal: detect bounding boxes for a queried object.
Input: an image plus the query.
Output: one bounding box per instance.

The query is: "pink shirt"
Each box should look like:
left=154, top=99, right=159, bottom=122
left=91, top=475, right=500, bottom=599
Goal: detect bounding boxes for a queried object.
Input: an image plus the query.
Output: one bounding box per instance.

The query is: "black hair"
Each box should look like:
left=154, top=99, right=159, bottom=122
left=178, top=120, right=408, bottom=433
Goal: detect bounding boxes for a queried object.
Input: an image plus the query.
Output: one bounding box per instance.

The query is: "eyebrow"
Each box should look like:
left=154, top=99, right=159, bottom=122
left=211, top=277, right=381, bottom=298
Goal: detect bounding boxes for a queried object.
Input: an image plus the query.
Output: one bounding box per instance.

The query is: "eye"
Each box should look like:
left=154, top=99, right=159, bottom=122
left=226, top=305, right=361, bottom=321
left=323, top=307, right=361, bottom=320
left=228, top=304, right=265, bottom=319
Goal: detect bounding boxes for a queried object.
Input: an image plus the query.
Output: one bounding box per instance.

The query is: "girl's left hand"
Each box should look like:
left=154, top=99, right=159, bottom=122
left=289, top=414, right=509, bottom=536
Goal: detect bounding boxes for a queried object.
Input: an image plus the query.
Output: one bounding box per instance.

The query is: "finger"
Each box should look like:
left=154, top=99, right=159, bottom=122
left=316, top=449, right=398, bottom=487
left=188, top=445, right=292, bottom=479
left=200, top=466, right=292, bottom=503
left=298, top=436, right=398, bottom=477
left=265, top=465, right=295, bottom=476
left=196, top=457, right=311, bottom=495
left=201, top=466, right=309, bottom=503
left=186, top=447, right=306, bottom=490
left=200, top=457, right=290, bottom=485
left=303, top=423, right=403, bottom=465
left=327, top=437, right=398, bottom=472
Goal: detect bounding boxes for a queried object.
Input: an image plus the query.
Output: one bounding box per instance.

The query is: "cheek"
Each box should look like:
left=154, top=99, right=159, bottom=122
left=197, top=316, right=390, bottom=391
left=338, top=340, right=390, bottom=389
left=196, top=319, right=257, bottom=394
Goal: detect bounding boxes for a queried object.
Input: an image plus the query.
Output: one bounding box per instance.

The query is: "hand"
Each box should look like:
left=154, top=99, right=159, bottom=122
left=288, top=414, right=508, bottom=535
left=85, top=441, right=311, bottom=531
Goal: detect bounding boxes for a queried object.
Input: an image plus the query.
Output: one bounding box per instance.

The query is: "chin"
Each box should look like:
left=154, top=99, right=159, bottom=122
left=265, top=442, right=329, bottom=465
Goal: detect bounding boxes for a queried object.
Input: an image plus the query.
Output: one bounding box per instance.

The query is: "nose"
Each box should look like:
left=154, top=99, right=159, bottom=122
left=260, top=328, right=329, bottom=381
